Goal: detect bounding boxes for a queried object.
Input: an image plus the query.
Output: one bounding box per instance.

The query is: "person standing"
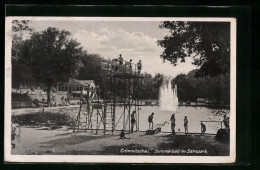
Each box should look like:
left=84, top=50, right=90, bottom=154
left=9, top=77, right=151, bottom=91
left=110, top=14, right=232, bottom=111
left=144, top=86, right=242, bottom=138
left=137, top=60, right=142, bottom=75
left=131, top=111, right=136, bottom=133
left=118, top=54, right=124, bottom=65
left=201, top=122, right=206, bottom=133
left=223, top=114, right=230, bottom=129
left=148, top=112, right=154, bottom=130
left=184, top=116, right=188, bottom=135
left=129, top=59, right=132, bottom=74
left=170, top=113, right=176, bottom=135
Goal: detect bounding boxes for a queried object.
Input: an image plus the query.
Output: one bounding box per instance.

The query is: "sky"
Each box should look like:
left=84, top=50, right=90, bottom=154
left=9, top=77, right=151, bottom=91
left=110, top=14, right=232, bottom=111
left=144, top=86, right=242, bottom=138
left=29, top=20, right=197, bottom=77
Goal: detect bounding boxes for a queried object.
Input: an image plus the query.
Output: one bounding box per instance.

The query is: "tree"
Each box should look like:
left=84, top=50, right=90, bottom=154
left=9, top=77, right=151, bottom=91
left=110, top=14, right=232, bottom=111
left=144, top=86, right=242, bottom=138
left=172, top=70, right=230, bottom=104
left=138, top=73, right=164, bottom=100
left=158, top=22, right=230, bottom=77
left=77, top=53, right=106, bottom=86
left=152, top=73, right=164, bottom=99
left=12, top=20, right=34, bottom=88
left=139, top=73, right=153, bottom=99
left=18, top=27, right=83, bottom=103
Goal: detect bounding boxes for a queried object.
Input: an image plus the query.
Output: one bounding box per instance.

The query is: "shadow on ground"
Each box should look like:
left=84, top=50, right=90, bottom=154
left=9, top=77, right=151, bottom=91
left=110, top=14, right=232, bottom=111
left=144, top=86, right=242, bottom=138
left=156, top=134, right=229, bottom=156
left=41, top=134, right=107, bottom=147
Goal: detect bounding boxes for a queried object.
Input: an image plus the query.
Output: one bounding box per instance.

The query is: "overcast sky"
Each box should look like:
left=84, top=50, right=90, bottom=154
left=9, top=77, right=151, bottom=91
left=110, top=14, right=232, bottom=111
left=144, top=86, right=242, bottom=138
left=29, top=20, right=197, bottom=77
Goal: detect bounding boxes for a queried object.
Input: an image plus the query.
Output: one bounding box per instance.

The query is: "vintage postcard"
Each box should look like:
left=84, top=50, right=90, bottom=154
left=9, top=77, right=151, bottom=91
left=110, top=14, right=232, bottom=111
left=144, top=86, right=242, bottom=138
left=5, top=17, right=236, bottom=163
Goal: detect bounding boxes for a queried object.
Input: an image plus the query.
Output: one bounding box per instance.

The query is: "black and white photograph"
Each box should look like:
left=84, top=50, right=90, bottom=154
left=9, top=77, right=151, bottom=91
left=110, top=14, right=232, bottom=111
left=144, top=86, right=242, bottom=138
left=5, top=17, right=236, bottom=163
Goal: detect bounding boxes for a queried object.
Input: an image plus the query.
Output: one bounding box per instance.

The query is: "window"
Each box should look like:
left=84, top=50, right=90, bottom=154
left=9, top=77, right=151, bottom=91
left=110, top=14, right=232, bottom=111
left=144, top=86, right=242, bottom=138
left=64, top=87, right=68, bottom=91
left=80, top=87, right=83, bottom=91
left=76, top=87, right=80, bottom=91
left=72, top=86, right=76, bottom=91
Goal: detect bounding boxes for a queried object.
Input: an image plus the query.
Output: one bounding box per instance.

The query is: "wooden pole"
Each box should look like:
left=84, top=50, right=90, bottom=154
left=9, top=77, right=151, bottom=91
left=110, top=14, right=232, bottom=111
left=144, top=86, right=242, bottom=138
left=137, top=79, right=140, bottom=131
left=128, top=78, right=131, bottom=133
left=123, top=78, right=126, bottom=129
left=113, top=77, right=116, bottom=135
left=103, top=77, right=107, bottom=135
left=78, top=103, right=81, bottom=131
left=135, top=79, right=137, bottom=132
left=96, top=87, right=100, bottom=135
left=96, top=108, right=98, bottom=135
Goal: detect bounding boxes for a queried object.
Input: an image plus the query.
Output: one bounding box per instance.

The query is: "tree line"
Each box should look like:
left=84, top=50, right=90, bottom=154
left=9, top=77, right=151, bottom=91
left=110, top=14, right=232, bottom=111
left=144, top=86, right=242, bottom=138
left=158, top=21, right=231, bottom=105
left=12, top=20, right=230, bottom=104
left=172, top=70, right=230, bottom=104
left=11, top=20, right=163, bottom=103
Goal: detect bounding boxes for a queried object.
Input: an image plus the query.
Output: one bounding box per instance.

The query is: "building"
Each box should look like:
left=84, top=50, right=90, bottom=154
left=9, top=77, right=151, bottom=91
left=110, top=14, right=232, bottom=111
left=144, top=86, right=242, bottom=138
left=57, top=79, right=96, bottom=97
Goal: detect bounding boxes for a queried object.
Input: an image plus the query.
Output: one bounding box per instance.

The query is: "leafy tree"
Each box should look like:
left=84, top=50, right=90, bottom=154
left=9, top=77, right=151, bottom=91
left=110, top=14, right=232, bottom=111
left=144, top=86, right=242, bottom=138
left=139, top=73, right=153, bottom=99
left=77, top=53, right=106, bottom=86
left=152, top=73, right=164, bottom=99
left=138, top=73, right=164, bottom=100
left=172, top=70, right=230, bottom=104
left=12, top=20, right=34, bottom=88
left=158, top=22, right=230, bottom=77
left=18, top=27, right=83, bottom=103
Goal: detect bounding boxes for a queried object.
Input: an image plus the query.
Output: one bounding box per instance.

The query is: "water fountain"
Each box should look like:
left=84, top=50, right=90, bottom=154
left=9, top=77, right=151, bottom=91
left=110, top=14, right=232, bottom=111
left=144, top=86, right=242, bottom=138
left=159, top=81, right=178, bottom=112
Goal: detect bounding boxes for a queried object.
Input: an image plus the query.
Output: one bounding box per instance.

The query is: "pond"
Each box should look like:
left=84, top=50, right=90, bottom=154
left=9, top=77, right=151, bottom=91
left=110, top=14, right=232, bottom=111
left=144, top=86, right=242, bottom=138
left=91, top=105, right=230, bottom=134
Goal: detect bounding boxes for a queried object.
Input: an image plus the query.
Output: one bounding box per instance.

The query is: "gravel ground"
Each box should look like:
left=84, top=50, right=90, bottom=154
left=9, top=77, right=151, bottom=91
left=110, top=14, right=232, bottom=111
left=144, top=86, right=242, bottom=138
left=11, top=127, right=229, bottom=156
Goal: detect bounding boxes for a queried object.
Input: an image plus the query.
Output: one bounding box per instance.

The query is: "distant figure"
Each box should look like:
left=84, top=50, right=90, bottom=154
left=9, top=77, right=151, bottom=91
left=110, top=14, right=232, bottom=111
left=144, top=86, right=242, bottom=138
left=227, top=117, right=230, bottom=128
left=41, top=106, right=44, bottom=113
left=131, top=111, right=136, bottom=133
left=112, top=58, right=119, bottom=72
left=153, top=121, right=168, bottom=133
left=129, top=59, right=132, bottom=74
left=148, top=112, right=154, bottom=130
left=52, top=96, right=56, bottom=107
left=223, top=115, right=230, bottom=130
left=11, top=123, right=20, bottom=149
left=120, top=129, right=130, bottom=139
left=201, top=122, right=206, bottom=133
left=118, top=54, right=124, bottom=65
left=129, top=59, right=132, bottom=68
left=137, top=60, right=142, bottom=74
left=170, top=113, right=176, bottom=135
left=11, top=130, right=16, bottom=148
left=120, top=129, right=126, bottom=139
left=184, top=116, right=188, bottom=135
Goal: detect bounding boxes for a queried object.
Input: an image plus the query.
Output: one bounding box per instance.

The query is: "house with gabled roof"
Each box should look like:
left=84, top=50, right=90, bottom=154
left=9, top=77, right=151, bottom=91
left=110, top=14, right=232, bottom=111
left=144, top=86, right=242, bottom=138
left=57, top=79, right=96, bottom=96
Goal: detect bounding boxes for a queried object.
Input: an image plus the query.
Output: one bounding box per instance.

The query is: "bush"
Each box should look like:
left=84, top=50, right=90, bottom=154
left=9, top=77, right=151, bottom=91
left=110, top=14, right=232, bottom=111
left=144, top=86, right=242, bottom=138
left=12, top=112, right=75, bottom=127
left=216, top=129, right=230, bottom=143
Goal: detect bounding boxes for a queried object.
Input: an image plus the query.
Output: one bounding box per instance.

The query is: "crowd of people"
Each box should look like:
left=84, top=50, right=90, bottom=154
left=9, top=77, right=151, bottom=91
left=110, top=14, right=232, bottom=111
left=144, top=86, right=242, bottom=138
left=120, top=110, right=230, bottom=139
left=109, top=54, right=142, bottom=74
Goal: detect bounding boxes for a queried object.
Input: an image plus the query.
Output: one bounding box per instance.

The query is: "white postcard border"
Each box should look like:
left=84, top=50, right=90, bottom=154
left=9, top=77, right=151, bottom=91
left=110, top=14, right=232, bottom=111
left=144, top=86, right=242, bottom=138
left=5, top=17, right=236, bottom=163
